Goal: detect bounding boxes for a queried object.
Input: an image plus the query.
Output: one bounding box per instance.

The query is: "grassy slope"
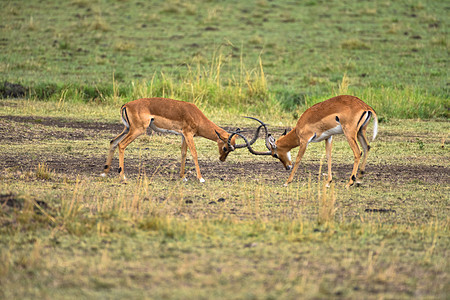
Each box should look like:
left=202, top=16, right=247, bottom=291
left=0, top=0, right=448, bottom=117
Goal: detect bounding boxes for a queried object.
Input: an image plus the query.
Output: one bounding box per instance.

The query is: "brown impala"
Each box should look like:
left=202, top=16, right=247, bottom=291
left=235, top=95, right=378, bottom=187
left=101, top=97, right=263, bottom=182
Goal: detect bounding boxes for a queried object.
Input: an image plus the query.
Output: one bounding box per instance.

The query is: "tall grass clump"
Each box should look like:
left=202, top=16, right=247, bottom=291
left=23, top=51, right=277, bottom=115
left=315, top=158, right=337, bottom=226
left=126, top=53, right=274, bottom=115
left=17, top=55, right=448, bottom=119
left=355, top=86, right=448, bottom=119
left=293, top=83, right=448, bottom=120
left=35, top=163, right=53, bottom=180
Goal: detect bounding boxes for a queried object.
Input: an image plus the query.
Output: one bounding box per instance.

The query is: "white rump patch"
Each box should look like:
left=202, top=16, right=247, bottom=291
left=121, top=117, right=128, bottom=128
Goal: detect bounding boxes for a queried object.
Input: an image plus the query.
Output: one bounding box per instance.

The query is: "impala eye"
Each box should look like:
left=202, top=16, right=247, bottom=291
left=223, top=147, right=227, bottom=152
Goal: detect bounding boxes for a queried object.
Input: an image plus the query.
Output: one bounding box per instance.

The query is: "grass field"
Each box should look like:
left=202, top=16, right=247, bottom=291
left=1, top=0, right=449, bottom=299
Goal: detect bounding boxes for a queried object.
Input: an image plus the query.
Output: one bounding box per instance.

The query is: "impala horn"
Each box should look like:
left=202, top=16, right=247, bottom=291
left=227, top=125, right=265, bottom=151
left=227, top=117, right=273, bottom=155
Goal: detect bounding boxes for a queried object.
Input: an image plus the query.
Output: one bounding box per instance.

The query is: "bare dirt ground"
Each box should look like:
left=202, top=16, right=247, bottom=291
left=0, top=115, right=448, bottom=186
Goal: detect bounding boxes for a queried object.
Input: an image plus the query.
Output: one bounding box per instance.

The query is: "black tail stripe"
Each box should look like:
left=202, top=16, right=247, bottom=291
left=357, top=111, right=372, bottom=130
left=357, top=112, right=366, bottom=127
left=123, top=106, right=130, bottom=128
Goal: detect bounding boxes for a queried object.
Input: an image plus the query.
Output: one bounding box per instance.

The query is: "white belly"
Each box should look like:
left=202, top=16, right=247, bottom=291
left=150, top=120, right=182, bottom=135
left=311, top=125, right=343, bottom=143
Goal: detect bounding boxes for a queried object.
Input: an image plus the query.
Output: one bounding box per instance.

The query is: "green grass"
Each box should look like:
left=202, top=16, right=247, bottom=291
left=1, top=0, right=448, bottom=118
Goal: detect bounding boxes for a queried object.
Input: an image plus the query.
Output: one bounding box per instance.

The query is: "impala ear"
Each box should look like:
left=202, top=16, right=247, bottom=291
left=215, top=130, right=226, bottom=142
left=268, top=135, right=277, bottom=150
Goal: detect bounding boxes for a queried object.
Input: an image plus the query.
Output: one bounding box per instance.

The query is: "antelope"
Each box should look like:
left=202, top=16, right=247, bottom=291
left=237, top=95, right=378, bottom=187
left=101, top=97, right=261, bottom=182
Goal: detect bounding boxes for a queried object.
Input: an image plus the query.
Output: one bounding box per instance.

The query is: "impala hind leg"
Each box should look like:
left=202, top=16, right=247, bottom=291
left=344, top=133, right=362, bottom=188
left=357, top=128, right=371, bottom=181
left=117, top=128, right=146, bottom=181
left=102, top=127, right=129, bottom=177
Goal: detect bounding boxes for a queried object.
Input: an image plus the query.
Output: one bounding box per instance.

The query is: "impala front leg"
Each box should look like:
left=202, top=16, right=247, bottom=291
left=284, top=142, right=307, bottom=186
left=183, top=132, right=205, bottom=183
left=344, top=133, right=362, bottom=188
left=357, top=129, right=370, bottom=181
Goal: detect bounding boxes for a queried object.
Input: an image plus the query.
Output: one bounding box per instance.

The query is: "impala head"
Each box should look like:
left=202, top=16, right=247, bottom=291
left=215, top=123, right=267, bottom=162
left=267, top=133, right=293, bottom=170
left=216, top=131, right=237, bottom=162
left=240, top=117, right=293, bottom=171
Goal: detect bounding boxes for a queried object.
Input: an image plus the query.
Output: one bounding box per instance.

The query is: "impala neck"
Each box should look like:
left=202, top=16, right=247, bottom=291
left=276, top=129, right=299, bottom=151
left=198, top=119, right=229, bottom=143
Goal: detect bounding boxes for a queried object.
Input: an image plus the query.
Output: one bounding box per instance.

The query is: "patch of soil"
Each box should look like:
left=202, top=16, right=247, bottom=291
left=0, top=115, right=120, bottom=143
left=1, top=115, right=448, bottom=186
left=1, top=150, right=448, bottom=186
left=2, top=115, right=265, bottom=134
left=0, top=115, right=122, bottom=134
left=0, top=115, right=264, bottom=142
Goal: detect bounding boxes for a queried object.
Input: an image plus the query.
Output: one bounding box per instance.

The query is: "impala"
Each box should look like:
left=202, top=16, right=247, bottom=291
left=238, top=95, right=378, bottom=187
left=101, top=97, right=261, bottom=182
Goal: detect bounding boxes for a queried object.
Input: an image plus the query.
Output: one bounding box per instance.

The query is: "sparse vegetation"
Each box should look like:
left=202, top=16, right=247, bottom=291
left=0, top=99, right=448, bottom=299
left=35, top=162, right=53, bottom=180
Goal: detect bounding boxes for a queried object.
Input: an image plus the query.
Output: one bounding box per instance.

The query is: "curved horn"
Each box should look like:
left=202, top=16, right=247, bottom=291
left=229, top=131, right=272, bottom=156
left=244, top=116, right=272, bottom=151
left=226, top=129, right=237, bottom=151
left=233, top=124, right=265, bottom=149
left=244, top=116, right=269, bottom=138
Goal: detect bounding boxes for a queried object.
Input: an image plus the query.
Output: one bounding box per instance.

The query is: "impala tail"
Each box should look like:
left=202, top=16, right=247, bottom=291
left=372, top=111, right=378, bottom=141
left=357, top=110, right=378, bottom=142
